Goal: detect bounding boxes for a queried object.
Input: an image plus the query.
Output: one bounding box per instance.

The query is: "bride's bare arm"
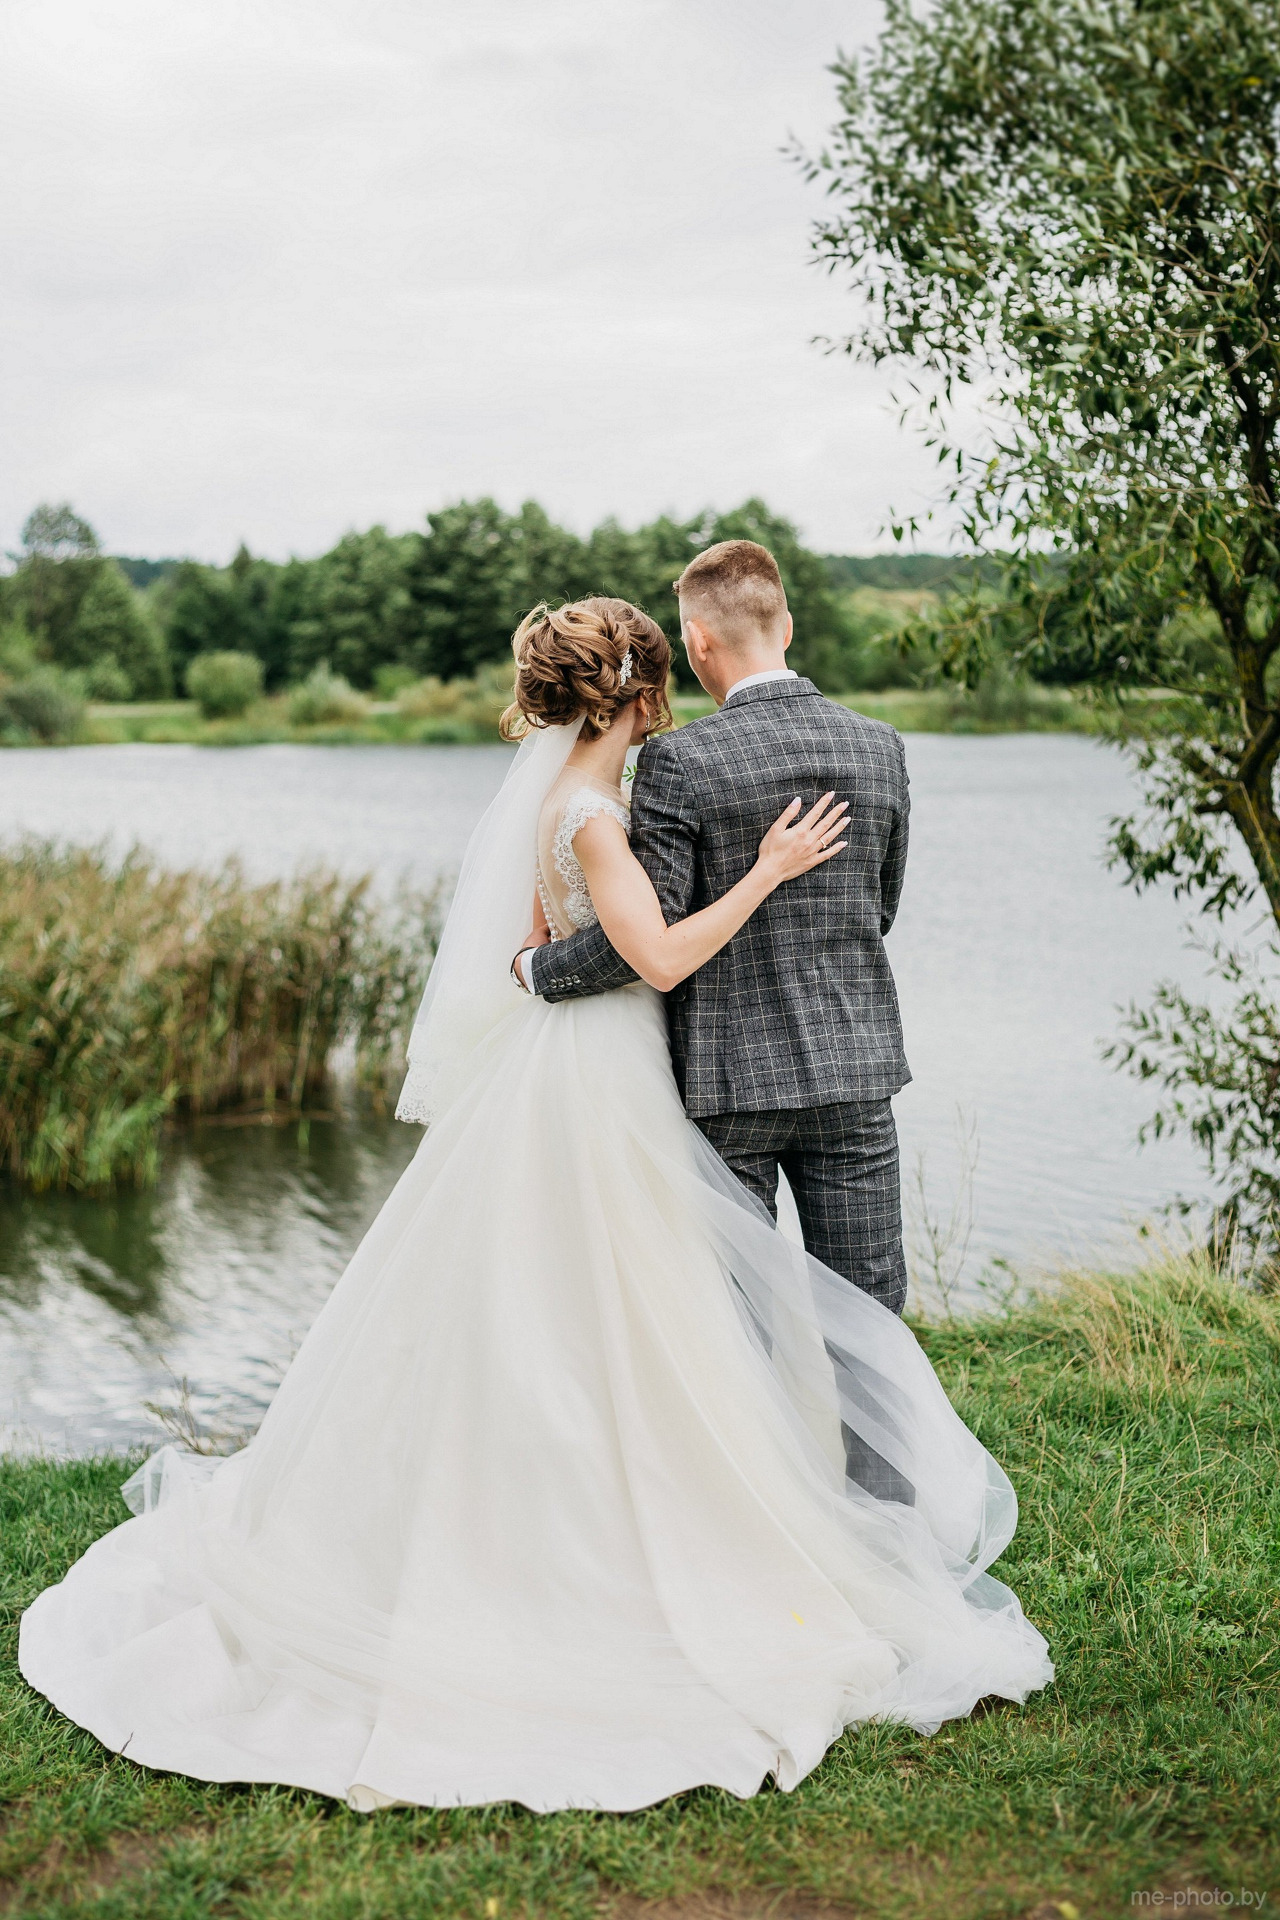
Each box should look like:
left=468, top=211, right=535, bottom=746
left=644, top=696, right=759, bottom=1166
left=572, top=795, right=848, bottom=993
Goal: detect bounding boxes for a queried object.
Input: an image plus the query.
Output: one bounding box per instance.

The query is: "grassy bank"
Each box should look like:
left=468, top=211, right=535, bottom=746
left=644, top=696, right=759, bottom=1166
left=1, top=1252, right=1275, bottom=1917
left=677, top=684, right=1086, bottom=735
left=0, top=844, right=437, bottom=1191
left=79, top=686, right=510, bottom=748
left=69, top=680, right=1090, bottom=748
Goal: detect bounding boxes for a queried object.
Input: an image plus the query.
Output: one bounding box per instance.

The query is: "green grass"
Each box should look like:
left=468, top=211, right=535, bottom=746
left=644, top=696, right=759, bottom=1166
left=1, top=1252, right=1276, bottom=1917
left=74, top=683, right=1092, bottom=749
left=79, top=699, right=507, bottom=748
left=678, top=688, right=1090, bottom=735
left=837, top=684, right=1090, bottom=735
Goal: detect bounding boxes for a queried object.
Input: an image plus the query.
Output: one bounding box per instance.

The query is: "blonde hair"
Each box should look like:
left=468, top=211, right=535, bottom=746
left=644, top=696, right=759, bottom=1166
left=673, top=538, right=788, bottom=647
left=500, top=596, right=672, bottom=742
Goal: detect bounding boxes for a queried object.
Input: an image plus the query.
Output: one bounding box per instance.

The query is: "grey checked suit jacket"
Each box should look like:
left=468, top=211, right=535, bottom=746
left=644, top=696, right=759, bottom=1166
left=530, top=676, right=912, bottom=1118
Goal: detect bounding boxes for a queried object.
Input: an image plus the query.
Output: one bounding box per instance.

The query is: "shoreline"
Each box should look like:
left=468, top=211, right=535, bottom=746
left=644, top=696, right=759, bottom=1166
left=0, top=686, right=1094, bottom=750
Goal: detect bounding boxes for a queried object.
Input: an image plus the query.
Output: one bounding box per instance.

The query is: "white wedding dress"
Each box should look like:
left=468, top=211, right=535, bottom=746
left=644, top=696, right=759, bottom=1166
left=20, top=723, right=1051, bottom=1812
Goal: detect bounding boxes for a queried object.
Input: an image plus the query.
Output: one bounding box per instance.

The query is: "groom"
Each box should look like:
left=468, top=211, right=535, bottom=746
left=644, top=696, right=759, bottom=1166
left=522, top=538, right=912, bottom=1319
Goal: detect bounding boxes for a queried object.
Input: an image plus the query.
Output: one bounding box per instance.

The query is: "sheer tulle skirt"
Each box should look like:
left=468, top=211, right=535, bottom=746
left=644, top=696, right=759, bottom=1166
left=20, top=984, right=1051, bottom=1811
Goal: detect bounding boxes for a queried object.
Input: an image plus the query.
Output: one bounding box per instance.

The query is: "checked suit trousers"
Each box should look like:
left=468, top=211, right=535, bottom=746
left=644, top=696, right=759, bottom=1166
left=695, top=1098, right=909, bottom=1318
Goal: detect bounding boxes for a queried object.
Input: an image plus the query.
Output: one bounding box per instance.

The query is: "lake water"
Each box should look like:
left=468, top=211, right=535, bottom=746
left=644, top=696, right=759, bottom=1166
left=0, top=737, right=1230, bottom=1452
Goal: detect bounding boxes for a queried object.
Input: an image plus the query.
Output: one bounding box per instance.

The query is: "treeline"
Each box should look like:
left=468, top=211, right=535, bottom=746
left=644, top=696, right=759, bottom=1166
left=0, top=499, right=957, bottom=710
left=822, top=553, right=1001, bottom=594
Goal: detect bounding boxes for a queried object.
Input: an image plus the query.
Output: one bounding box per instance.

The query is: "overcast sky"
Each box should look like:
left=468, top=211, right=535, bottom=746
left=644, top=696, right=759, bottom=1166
left=2, top=0, right=966, bottom=563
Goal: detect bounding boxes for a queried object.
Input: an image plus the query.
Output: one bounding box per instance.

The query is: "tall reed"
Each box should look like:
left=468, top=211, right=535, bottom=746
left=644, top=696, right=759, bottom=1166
left=0, top=841, right=439, bottom=1191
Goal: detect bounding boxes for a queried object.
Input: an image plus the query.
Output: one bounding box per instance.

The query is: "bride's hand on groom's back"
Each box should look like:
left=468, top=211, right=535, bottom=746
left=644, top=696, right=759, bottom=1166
left=755, top=794, right=849, bottom=888
left=567, top=790, right=847, bottom=996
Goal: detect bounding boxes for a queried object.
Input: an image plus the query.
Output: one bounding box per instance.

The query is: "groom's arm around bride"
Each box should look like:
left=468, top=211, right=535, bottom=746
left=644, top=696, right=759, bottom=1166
left=529, top=539, right=913, bottom=1318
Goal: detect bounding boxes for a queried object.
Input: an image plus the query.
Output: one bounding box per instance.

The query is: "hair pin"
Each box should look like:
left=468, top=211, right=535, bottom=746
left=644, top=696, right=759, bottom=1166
left=619, top=649, right=634, bottom=687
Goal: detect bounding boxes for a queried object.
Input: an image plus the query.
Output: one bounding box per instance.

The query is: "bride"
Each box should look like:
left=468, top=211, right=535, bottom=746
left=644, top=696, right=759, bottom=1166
left=20, top=598, right=1051, bottom=1814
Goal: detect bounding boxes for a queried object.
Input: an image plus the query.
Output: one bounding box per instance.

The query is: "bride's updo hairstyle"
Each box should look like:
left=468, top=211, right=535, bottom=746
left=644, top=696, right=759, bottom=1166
left=500, top=596, right=672, bottom=742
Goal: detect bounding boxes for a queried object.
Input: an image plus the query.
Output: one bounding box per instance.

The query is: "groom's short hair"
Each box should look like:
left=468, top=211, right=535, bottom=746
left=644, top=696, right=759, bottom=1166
left=674, top=540, right=788, bottom=647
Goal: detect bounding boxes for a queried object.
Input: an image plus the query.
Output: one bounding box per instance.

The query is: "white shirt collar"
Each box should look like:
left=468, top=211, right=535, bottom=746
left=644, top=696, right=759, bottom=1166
left=723, top=667, right=798, bottom=704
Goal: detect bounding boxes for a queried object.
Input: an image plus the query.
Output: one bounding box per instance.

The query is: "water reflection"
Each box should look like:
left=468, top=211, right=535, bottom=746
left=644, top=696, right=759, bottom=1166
left=0, top=1108, right=421, bottom=1454
left=0, top=1186, right=170, bottom=1319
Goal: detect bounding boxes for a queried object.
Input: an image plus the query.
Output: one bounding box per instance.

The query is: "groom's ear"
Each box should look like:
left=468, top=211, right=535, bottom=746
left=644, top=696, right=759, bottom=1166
left=682, top=615, right=711, bottom=667
left=782, top=613, right=794, bottom=654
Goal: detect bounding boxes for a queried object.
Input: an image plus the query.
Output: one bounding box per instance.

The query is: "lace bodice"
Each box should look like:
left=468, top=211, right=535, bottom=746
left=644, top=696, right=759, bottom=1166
left=536, top=773, right=631, bottom=939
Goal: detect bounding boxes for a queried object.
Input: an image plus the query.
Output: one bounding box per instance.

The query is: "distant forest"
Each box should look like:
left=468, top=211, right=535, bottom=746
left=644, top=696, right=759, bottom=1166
left=1, top=498, right=982, bottom=702
left=821, top=553, right=1000, bottom=593
left=112, top=550, right=984, bottom=597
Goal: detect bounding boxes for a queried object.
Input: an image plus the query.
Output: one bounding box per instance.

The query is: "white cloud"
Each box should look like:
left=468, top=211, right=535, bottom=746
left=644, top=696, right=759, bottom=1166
left=0, top=0, right=971, bottom=560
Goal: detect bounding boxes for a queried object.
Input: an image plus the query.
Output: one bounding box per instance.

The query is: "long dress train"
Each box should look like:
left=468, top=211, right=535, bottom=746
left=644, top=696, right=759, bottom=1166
left=19, top=730, right=1051, bottom=1812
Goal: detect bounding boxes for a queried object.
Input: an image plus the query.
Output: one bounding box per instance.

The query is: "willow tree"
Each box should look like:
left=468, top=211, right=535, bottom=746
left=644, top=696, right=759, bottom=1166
left=807, top=0, right=1280, bottom=1247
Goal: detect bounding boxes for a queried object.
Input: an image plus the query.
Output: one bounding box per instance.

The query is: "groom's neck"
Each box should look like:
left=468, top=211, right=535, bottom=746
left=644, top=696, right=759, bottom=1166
left=681, top=608, right=794, bottom=704
left=702, top=644, right=790, bottom=705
